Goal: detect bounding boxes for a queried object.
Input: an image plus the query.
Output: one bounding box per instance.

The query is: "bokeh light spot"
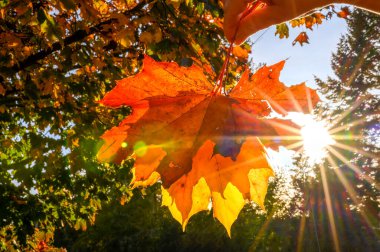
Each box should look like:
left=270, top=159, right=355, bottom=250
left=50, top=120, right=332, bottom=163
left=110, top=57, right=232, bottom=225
left=134, top=141, right=147, bottom=157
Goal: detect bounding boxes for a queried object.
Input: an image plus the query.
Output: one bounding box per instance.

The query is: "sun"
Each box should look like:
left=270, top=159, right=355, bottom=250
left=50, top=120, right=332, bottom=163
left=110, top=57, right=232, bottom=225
left=286, top=113, right=335, bottom=163
left=300, top=118, right=335, bottom=163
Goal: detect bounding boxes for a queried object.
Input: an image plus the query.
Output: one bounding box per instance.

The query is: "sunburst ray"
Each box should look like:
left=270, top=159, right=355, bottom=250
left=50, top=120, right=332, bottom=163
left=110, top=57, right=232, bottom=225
left=327, top=146, right=379, bottom=191
left=329, top=117, right=369, bottom=135
left=326, top=154, right=377, bottom=231
left=319, top=163, right=341, bottom=252
left=333, top=141, right=379, bottom=160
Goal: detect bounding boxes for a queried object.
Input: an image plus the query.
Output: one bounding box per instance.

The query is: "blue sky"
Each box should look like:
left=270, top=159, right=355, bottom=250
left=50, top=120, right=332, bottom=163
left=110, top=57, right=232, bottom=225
left=247, top=15, right=348, bottom=88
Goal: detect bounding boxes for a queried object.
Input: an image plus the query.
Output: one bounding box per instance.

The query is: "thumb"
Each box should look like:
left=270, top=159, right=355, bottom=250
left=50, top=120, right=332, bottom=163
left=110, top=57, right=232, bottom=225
left=223, top=0, right=249, bottom=42
left=234, top=6, right=285, bottom=44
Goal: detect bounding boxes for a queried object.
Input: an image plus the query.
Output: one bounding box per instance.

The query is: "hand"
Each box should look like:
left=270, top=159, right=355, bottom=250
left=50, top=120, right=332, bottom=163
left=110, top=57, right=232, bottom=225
left=223, top=0, right=380, bottom=44
left=223, top=0, right=332, bottom=44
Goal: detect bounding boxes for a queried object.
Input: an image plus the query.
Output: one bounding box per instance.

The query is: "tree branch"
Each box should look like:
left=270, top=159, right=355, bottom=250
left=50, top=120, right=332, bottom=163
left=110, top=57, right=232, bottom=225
left=0, top=0, right=152, bottom=76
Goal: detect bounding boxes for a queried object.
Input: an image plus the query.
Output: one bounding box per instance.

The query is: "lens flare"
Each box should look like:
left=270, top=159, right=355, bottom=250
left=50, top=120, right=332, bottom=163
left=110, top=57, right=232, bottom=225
left=301, top=119, right=335, bottom=163
left=291, top=114, right=335, bottom=164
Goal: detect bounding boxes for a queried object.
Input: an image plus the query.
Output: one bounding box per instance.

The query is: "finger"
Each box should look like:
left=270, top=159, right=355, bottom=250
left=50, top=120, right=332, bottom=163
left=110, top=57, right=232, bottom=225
left=223, top=0, right=249, bottom=42
left=235, top=6, right=288, bottom=45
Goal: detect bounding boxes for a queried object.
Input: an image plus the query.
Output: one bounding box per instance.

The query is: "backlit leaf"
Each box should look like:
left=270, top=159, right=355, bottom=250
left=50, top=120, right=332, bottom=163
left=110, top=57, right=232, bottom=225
left=98, top=56, right=319, bottom=234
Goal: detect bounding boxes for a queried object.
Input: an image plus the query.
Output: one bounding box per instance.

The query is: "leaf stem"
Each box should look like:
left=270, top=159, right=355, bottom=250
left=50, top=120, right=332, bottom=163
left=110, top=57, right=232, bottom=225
left=212, top=42, right=234, bottom=95
left=211, top=1, right=266, bottom=96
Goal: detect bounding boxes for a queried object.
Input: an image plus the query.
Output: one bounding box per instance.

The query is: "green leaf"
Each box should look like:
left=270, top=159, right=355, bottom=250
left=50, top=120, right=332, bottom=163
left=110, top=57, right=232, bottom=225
left=275, top=23, right=289, bottom=39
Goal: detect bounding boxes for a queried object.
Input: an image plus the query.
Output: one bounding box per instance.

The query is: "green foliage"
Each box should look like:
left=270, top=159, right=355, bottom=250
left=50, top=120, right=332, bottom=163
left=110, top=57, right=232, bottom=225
left=53, top=184, right=303, bottom=252
left=275, top=23, right=289, bottom=39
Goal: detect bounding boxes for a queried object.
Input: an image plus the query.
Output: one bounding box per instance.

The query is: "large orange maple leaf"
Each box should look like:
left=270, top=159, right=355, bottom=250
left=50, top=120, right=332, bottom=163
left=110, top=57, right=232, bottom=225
left=97, top=56, right=319, bottom=235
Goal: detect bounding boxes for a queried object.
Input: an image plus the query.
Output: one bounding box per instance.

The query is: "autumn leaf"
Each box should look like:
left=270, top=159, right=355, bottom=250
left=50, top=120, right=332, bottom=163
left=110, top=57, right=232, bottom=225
left=97, top=56, right=319, bottom=234
left=161, top=138, right=274, bottom=236
left=203, top=13, right=223, bottom=29
left=275, top=23, right=289, bottom=39
left=289, top=12, right=325, bottom=30
left=313, top=12, right=326, bottom=24
left=292, top=32, right=310, bottom=46
left=232, top=45, right=250, bottom=59
left=337, top=6, right=350, bottom=19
